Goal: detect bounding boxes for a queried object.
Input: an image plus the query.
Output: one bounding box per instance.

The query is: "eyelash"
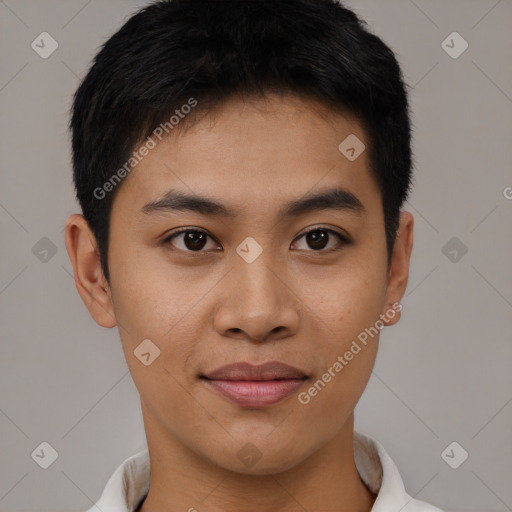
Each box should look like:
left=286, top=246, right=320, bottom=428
left=162, top=226, right=350, bottom=254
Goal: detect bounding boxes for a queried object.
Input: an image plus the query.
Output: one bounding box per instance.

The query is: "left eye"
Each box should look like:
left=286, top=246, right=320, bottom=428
left=292, top=228, right=347, bottom=252
left=163, top=227, right=348, bottom=253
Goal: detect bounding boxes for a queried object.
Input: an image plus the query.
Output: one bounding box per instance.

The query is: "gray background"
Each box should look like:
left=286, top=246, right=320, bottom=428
left=1, top=1, right=511, bottom=511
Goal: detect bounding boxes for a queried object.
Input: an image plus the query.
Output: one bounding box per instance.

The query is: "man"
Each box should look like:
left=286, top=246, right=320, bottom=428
left=65, top=1, right=445, bottom=510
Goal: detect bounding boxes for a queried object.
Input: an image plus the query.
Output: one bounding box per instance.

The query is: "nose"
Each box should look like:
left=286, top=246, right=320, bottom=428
left=213, top=249, right=302, bottom=343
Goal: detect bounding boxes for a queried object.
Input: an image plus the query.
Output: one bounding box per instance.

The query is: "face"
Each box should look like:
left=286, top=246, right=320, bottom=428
left=66, top=93, right=413, bottom=475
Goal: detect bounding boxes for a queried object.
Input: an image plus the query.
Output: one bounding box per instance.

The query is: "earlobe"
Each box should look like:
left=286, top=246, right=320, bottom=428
left=381, top=301, right=403, bottom=327
left=382, top=211, right=414, bottom=327
left=64, top=214, right=117, bottom=328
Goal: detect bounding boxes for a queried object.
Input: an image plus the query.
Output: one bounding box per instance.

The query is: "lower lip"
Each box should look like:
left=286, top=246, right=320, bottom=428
left=203, top=378, right=306, bottom=407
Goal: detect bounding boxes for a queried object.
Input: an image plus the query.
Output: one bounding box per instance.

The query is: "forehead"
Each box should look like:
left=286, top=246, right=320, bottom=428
left=112, top=93, right=381, bottom=220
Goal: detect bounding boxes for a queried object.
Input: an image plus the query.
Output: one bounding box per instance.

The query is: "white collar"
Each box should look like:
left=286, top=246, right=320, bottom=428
left=86, top=430, right=443, bottom=512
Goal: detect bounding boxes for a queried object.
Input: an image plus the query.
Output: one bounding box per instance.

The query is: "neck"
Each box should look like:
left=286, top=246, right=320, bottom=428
left=137, top=412, right=376, bottom=512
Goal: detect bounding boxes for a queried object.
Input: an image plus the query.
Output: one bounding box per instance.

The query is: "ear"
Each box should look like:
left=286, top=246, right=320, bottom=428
left=64, top=214, right=117, bottom=328
left=381, top=211, right=414, bottom=327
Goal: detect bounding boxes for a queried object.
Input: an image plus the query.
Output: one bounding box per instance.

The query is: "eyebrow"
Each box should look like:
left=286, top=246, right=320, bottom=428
left=141, top=187, right=366, bottom=219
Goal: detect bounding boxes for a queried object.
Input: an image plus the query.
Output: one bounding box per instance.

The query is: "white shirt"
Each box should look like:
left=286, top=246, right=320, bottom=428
left=85, top=430, right=445, bottom=512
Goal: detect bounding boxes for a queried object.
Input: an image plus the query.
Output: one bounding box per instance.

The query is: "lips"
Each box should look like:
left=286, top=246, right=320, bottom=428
left=201, top=361, right=307, bottom=381
left=200, top=362, right=308, bottom=407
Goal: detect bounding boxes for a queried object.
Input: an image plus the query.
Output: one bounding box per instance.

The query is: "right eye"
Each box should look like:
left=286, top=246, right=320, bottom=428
left=162, top=228, right=222, bottom=253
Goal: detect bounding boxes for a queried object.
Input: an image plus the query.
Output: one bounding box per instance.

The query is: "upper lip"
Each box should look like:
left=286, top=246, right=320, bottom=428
left=201, top=361, right=307, bottom=381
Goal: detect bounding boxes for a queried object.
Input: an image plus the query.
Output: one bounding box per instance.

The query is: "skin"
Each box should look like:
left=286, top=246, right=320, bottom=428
left=65, top=92, right=413, bottom=512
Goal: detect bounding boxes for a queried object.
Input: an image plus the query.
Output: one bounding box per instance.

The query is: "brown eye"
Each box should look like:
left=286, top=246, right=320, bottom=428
left=163, top=229, right=220, bottom=252
left=182, top=231, right=207, bottom=251
left=306, top=230, right=329, bottom=250
left=292, top=228, right=348, bottom=252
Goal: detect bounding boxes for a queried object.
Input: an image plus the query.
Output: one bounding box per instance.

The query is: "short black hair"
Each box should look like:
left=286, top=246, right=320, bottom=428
left=70, top=0, right=414, bottom=285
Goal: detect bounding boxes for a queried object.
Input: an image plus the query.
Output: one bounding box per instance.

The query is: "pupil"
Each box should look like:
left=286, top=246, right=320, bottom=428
left=185, top=231, right=206, bottom=251
left=307, top=230, right=328, bottom=250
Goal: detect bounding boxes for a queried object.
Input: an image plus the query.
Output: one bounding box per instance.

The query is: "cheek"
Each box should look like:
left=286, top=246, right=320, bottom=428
left=110, top=263, right=203, bottom=419
left=297, top=267, right=385, bottom=415
left=108, top=242, right=218, bottom=361
left=109, top=243, right=203, bottom=335
left=296, top=254, right=387, bottom=338
left=294, top=254, right=386, bottom=398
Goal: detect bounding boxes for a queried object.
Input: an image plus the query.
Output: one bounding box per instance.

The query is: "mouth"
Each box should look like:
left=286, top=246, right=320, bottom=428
left=201, top=361, right=307, bottom=381
left=200, top=361, right=308, bottom=408
left=201, top=378, right=307, bottom=408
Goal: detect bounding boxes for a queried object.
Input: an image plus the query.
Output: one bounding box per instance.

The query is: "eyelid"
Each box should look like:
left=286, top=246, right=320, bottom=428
left=165, top=226, right=212, bottom=239
left=294, top=224, right=350, bottom=242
